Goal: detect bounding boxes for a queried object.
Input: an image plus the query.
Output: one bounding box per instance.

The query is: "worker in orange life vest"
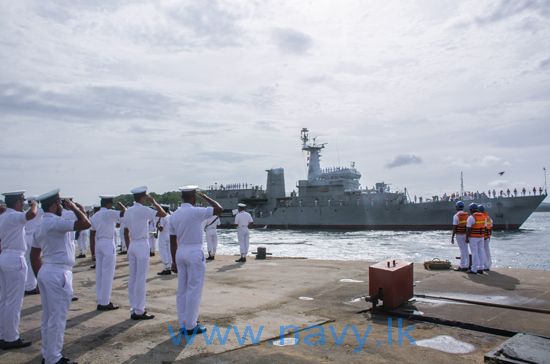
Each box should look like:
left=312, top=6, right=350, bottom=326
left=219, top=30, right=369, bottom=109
left=478, top=205, right=493, bottom=272
left=466, top=203, right=487, bottom=274
left=451, top=201, right=469, bottom=271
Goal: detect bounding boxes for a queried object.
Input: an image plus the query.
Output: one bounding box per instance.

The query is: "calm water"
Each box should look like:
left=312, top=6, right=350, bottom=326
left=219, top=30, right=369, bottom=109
left=211, top=212, right=550, bottom=271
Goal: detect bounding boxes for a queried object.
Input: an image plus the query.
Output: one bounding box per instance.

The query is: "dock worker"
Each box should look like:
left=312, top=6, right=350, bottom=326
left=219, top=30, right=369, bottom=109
left=90, top=195, right=127, bottom=311
left=466, top=203, right=486, bottom=275
left=157, top=205, right=172, bottom=276
left=123, top=186, right=166, bottom=320
left=203, top=213, right=221, bottom=261
left=450, top=201, right=469, bottom=271
left=24, top=195, right=43, bottom=295
left=30, top=189, right=91, bottom=364
left=234, top=203, right=253, bottom=263
left=169, top=186, right=223, bottom=335
left=479, top=205, right=493, bottom=272
left=0, top=190, right=37, bottom=350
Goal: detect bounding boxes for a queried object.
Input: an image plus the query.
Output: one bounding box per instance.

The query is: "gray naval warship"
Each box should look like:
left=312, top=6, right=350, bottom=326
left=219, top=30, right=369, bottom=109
left=206, top=128, right=546, bottom=230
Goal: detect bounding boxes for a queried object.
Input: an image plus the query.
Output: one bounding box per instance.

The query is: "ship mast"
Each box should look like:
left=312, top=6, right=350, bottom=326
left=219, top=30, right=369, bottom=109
left=301, top=128, right=326, bottom=181
left=460, top=171, right=464, bottom=198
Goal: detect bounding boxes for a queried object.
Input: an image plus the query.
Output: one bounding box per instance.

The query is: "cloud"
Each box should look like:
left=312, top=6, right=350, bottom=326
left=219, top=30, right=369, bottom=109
left=385, top=154, right=423, bottom=169
left=489, top=179, right=509, bottom=188
left=474, top=0, right=550, bottom=26
left=271, top=28, right=313, bottom=54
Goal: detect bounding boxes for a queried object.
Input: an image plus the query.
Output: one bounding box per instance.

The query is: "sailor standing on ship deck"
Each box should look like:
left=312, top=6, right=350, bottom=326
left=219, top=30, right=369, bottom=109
left=169, top=186, right=223, bottom=334
left=450, top=201, right=469, bottom=271
left=466, top=203, right=487, bottom=275
left=0, top=190, right=37, bottom=350
left=124, top=186, right=166, bottom=320
left=235, top=203, right=253, bottom=263
left=90, top=195, right=126, bottom=311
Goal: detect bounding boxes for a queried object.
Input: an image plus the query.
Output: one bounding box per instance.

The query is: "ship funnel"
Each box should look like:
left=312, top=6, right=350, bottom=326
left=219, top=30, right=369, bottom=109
left=266, top=168, right=286, bottom=199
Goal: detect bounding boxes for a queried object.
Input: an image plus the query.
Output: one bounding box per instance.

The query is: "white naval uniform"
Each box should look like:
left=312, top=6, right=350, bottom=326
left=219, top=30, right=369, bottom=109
left=148, top=218, right=158, bottom=254
left=0, top=208, right=30, bottom=342
left=33, top=212, right=76, bottom=364
left=235, top=211, right=253, bottom=256
left=61, top=209, right=78, bottom=253
left=24, top=208, right=43, bottom=291
left=169, top=204, right=213, bottom=329
left=124, top=203, right=158, bottom=315
left=119, top=217, right=127, bottom=252
left=158, top=215, right=172, bottom=270
left=77, top=228, right=89, bottom=255
left=452, top=211, right=469, bottom=269
left=90, top=208, right=120, bottom=305
left=466, top=215, right=486, bottom=273
left=203, top=215, right=220, bottom=256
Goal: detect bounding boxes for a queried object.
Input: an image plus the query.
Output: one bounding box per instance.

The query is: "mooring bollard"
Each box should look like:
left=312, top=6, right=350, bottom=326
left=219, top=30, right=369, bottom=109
left=252, top=246, right=272, bottom=260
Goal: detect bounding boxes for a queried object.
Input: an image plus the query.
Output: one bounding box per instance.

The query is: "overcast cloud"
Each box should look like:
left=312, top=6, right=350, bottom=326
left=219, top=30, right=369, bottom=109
left=1, top=0, right=549, bottom=204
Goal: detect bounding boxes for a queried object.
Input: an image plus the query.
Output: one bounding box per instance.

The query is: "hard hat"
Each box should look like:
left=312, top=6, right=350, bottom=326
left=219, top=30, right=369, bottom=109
left=455, top=201, right=464, bottom=209
left=469, top=203, right=478, bottom=212
left=478, top=204, right=485, bottom=212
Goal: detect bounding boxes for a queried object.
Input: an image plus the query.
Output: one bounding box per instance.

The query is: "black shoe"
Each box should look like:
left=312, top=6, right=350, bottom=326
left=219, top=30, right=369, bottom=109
left=157, top=269, right=171, bottom=276
left=90, top=265, right=96, bottom=269
left=466, top=270, right=477, bottom=274
left=235, top=257, right=246, bottom=263
left=76, top=254, right=86, bottom=259
left=131, top=312, right=155, bottom=320
left=55, top=357, right=77, bottom=364
left=149, top=252, right=155, bottom=257
left=72, top=297, right=79, bottom=302
left=483, top=269, right=490, bottom=272
left=118, top=251, right=127, bottom=255
left=1, top=338, right=32, bottom=349
left=25, top=288, right=40, bottom=295
left=206, top=255, right=214, bottom=261
left=97, top=303, right=120, bottom=311
left=185, top=325, right=207, bottom=335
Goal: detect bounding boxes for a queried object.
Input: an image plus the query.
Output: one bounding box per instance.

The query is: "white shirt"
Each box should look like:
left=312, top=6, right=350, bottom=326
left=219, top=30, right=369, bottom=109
left=169, top=204, right=213, bottom=246
left=203, top=215, right=220, bottom=231
left=235, top=211, right=253, bottom=228
left=466, top=215, right=486, bottom=228
left=0, top=208, right=28, bottom=252
left=158, top=215, right=171, bottom=240
left=90, top=207, right=121, bottom=240
left=62, top=209, right=77, bottom=240
left=33, top=212, right=76, bottom=267
left=124, top=202, right=158, bottom=241
left=25, top=208, right=43, bottom=236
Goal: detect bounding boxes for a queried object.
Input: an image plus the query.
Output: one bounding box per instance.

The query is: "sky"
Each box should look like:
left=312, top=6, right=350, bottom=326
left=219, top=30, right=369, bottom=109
left=1, top=0, right=549, bottom=205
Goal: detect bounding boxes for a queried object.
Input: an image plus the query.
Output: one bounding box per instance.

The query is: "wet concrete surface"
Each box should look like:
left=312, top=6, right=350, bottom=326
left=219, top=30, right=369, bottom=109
left=2, top=255, right=549, bottom=363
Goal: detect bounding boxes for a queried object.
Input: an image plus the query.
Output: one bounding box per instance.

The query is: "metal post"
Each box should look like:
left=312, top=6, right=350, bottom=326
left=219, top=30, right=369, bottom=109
left=460, top=171, right=464, bottom=198
left=544, top=167, right=547, bottom=194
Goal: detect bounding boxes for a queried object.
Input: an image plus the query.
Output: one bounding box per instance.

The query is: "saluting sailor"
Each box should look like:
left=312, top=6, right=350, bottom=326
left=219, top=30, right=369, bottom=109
left=234, top=203, right=253, bottom=263
left=123, top=186, right=166, bottom=320
left=203, top=213, right=220, bottom=261
left=450, top=201, right=469, bottom=271
left=0, top=190, right=37, bottom=350
left=169, top=186, right=223, bottom=334
left=157, top=205, right=172, bottom=276
left=24, top=195, right=43, bottom=295
left=30, top=189, right=91, bottom=364
left=90, top=195, right=126, bottom=311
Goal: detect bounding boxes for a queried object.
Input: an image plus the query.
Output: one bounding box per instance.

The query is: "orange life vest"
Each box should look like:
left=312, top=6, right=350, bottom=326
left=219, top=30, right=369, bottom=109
left=469, top=212, right=486, bottom=238
left=455, top=211, right=469, bottom=234
left=484, top=213, right=493, bottom=239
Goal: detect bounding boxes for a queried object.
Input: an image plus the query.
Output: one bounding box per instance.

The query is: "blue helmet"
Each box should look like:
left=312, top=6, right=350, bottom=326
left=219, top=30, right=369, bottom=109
left=469, top=203, right=478, bottom=212
left=478, top=204, right=485, bottom=212
left=455, top=201, right=465, bottom=209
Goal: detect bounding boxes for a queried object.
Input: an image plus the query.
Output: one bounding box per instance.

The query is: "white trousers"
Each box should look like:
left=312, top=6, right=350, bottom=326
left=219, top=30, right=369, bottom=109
left=455, top=234, right=469, bottom=269
left=37, top=265, right=73, bottom=364
left=25, top=233, right=38, bottom=291
left=96, top=239, right=116, bottom=305
left=77, top=230, right=88, bottom=254
left=158, top=236, right=172, bottom=269
left=119, top=228, right=127, bottom=252
left=128, top=240, right=149, bottom=315
left=483, top=238, right=492, bottom=269
left=206, top=230, right=218, bottom=255
left=237, top=227, right=249, bottom=256
left=149, top=236, right=157, bottom=253
left=0, top=251, right=27, bottom=342
left=176, top=246, right=205, bottom=329
left=469, top=237, right=485, bottom=273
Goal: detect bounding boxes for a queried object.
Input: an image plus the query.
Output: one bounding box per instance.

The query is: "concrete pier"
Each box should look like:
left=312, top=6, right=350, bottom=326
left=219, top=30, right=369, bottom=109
left=2, top=255, right=550, bottom=363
